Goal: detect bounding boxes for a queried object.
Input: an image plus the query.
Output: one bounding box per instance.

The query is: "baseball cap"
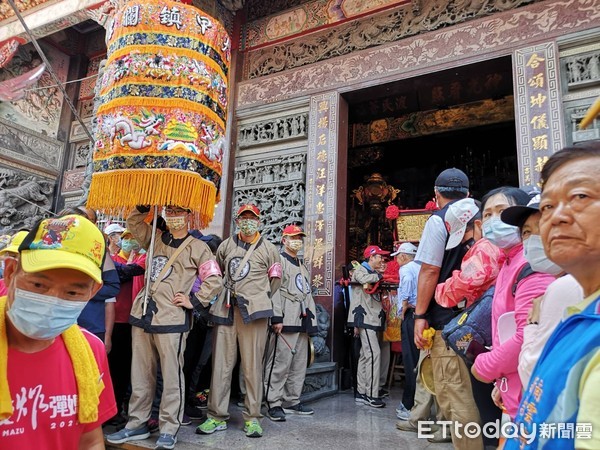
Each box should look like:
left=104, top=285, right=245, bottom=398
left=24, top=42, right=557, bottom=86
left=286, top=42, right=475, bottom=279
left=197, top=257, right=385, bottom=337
left=445, top=198, right=480, bottom=250
left=104, top=223, right=125, bottom=236
left=0, top=230, right=29, bottom=255
left=435, top=168, right=469, bottom=192
left=282, top=225, right=306, bottom=237
left=520, top=185, right=541, bottom=200
left=363, top=245, right=390, bottom=259
left=236, top=204, right=260, bottom=218
left=18, top=214, right=105, bottom=283
left=390, top=242, right=418, bottom=256
left=501, top=194, right=541, bottom=228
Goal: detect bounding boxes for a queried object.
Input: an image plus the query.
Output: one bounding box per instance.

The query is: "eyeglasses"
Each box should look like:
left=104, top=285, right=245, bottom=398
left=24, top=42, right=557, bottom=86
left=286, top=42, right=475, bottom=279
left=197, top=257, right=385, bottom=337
left=165, top=208, right=188, bottom=215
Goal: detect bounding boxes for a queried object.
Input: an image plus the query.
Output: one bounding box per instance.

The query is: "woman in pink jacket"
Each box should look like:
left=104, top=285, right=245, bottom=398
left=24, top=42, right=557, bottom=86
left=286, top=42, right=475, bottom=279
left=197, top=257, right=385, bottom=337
left=471, top=187, right=554, bottom=419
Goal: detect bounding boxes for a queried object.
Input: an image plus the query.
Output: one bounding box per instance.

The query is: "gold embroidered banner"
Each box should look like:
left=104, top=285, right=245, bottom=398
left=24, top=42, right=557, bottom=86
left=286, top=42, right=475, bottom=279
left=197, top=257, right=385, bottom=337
left=88, top=0, right=230, bottom=228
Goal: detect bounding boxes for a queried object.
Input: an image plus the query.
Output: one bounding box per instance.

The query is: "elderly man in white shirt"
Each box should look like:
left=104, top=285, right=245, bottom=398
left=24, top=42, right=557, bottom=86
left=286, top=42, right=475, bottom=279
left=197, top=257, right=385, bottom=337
left=392, top=243, right=420, bottom=419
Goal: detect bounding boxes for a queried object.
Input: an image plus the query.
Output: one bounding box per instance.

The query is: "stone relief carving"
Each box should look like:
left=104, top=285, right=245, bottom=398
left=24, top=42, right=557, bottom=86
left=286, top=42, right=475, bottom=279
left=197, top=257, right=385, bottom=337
left=0, top=118, right=63, bottom=173
left=238, top=113, right=308, bottom=148
left=238, top=0, right=600, bottom=108
left=0, top=168, right=54, bottom=233
left=302, top=304, right=332, bottom=393
left=73, top=141, right=92, bottom=168
left=302, top=370, right=332, bottom=393
left=564, top=51, right=600, bottom=87
left=233, top=154, right=306, bottom=242
left=77, top=59, right=107, bottom=206
left=62, top=168, right=86, bottom=194
left=79, top=98, right=95, bottom=119
left=570, top=104, right=600, bottom=142
left=311, top=303, right=331, bottom=363
left=245, top=0, right=539, bottom=79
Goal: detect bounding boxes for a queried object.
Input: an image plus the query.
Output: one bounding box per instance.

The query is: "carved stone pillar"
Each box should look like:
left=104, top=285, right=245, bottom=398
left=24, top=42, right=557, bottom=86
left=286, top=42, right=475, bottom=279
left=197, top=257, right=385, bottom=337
left=513, top=41, right=565, bottom=187
left=304, top=91, right=348, bottom=365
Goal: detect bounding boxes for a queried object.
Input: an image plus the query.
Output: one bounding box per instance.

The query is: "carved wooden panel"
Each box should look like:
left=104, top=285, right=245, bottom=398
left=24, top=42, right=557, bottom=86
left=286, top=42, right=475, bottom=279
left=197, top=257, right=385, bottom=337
left=352, top=97, right=514, bottom=146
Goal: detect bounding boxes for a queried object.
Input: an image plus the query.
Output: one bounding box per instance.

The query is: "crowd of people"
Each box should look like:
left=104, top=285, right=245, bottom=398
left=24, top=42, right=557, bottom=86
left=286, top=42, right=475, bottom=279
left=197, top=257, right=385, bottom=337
left=0, top=142, right=598, bottom=450
left=0, top=203, right=317, bottom=450
left=388, top=142, right=599, bottom=449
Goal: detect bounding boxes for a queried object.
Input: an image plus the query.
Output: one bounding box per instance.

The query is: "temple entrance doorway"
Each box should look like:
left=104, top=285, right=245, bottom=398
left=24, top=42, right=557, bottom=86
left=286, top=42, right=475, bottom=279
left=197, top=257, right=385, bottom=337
left=343, top=56, right=519, bottom=259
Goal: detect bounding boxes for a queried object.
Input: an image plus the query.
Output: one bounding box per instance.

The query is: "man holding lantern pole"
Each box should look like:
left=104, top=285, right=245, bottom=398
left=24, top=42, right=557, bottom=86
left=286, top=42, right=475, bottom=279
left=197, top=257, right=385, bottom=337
left=107, top=205, right=222, bottom=450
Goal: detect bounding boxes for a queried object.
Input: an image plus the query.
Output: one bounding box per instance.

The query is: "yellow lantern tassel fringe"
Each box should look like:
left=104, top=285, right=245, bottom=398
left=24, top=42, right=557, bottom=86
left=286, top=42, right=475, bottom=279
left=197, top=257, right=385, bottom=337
left=87, top=169, right=217, bottom=229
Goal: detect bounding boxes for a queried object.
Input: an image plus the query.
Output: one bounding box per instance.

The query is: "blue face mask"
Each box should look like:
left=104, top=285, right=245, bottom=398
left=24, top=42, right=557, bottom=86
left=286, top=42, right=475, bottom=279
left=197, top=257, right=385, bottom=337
left=7, top=288, right=88, bottom=340
left=524, top=235, right=563, bottom=275
left=482, top=217, right=521, bottom=249
left=121, top=239, right=140, bottom=253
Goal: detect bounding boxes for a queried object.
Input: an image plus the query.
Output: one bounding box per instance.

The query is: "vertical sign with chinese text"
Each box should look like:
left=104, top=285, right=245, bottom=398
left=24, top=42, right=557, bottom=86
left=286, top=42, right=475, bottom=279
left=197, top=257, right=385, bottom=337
left=305, top=93, right=338, bottom=296
left=514, top=42, right=565, bottom=187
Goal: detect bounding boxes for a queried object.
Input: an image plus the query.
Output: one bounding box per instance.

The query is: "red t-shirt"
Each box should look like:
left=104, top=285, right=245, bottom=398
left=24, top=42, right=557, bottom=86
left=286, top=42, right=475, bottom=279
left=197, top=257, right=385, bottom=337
left=1, top=328, right=117, bottom=449
left=112, top=252, right=146, bottom=323
left=0, top=280, right=7, bottom=297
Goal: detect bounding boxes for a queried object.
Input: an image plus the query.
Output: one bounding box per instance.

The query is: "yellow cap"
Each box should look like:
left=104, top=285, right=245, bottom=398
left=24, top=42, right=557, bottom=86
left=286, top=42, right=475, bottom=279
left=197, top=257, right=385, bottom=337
left=0, top=231, right=29, bottom=256
left=18, top=215, right=105, bottom=283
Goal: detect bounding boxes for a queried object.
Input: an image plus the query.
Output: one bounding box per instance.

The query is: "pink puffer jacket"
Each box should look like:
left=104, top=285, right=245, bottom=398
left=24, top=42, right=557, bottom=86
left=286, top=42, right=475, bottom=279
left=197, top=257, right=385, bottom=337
left=472, top=243, right=554, bottom=418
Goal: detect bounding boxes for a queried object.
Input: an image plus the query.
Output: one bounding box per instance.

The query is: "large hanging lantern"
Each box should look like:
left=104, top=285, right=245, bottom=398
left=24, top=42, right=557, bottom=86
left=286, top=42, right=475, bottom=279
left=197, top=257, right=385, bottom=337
left=88, top=0, right=230, bottom=228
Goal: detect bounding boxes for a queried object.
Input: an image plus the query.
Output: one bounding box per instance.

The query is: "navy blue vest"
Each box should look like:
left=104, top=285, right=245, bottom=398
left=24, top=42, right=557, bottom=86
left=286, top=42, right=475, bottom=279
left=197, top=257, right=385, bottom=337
left=425, top=202, right=470, bottom=329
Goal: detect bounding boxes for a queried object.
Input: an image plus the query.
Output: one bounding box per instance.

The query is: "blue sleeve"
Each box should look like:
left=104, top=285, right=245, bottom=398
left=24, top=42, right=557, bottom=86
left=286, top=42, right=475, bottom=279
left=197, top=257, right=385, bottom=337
left=91, top=268, right=121, bottom=302
left=114, top=261, right=145, bottom=282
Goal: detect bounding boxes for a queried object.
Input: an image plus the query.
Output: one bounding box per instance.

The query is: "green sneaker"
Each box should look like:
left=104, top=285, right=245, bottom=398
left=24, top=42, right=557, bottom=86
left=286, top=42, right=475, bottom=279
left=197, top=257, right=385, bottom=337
left=243, top=419, right=263, bottom=438
left=195, top=418, right=227, bottom=435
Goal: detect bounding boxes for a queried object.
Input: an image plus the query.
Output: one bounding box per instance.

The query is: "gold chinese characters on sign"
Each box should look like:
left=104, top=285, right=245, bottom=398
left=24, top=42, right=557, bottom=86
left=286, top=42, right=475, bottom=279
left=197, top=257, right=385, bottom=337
left=396, top=210, right=431, bottom=242
left=309, top=98, right=331, bottom=293
left=522, top=46, right=555, bottom=186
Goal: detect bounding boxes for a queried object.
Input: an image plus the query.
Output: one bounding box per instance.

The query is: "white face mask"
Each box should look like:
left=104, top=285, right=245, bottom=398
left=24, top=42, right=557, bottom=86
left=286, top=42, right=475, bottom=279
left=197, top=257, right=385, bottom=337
left=523, top=235, right=563, bottom=276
